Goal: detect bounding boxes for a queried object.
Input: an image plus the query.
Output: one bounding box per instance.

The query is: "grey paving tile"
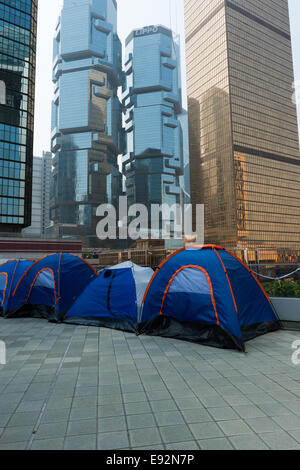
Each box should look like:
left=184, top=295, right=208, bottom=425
left=229, top=434, right=269, bottom=450
left=288, top=429, right=300, bottom=443
left=31, top=438, right=64, bottom=450
left=258, top=403, right=291, bottom=417
left=98, top=404, right=124, bottom=418
left=259, top=431, right=300, bottom=450
left=0, top=414, right=11, bottom=427
left=208, top=407, right=240, bottom=421
left=272, top=414, right=300, bottom=431
left=0, top=441, right=28, bottom=450
left=246, top=417, right=283, bottom=433
left=150, top=400, right=178, bottom=412
left=64, top=434, right=97, bottom=450
left=46, top=398, right=72, bottom=410
left=40, top=408, right=70, bottom=424
left=146, top=390, right=172, bottom=401
left=98, top=431, right=130, bottom=450
left=123, top=392, right=148, bottom=403
left=174, top=397, right=202, bottom=410
left=127, top=413, right=156, bottom=430
left=129, top=427, right=162, bottom=447
left=160, top=424, right=194, bottom=444
left=67, top=419, right=97, bottom=436
left=182, top=409, right=213, bottom=424
left=199, top=396, right=228, bottom=408
left=8, top=411, right=39, bottom=427
left=189, top=422, right=224, bottom=440
left=233, top=404, right=266, bottom=419
left=125, top=401, right=151, bottom=415
left=155, top=411, right=185, bottom=427
left=132, top=445, right=165, bottom=450
left=165, top=441, right=199, bottom=450
left=35, top=422, right=68, bottom=439
left=98, top=394, right=123, bottom=405
left=198, top=438, right=234, bottom=450
left=0, top=425, right=33, bottom=443
left=98, top=416, right=127, bottom=433
left=69, top=406, right=97, bottom=421
left=216, top=420, right=253, bottom=437
left=71, top=396, right=97, bottom=409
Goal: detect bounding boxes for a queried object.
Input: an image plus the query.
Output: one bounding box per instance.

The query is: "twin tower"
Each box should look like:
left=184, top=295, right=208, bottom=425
left=50, top=0, right=187, bottom=245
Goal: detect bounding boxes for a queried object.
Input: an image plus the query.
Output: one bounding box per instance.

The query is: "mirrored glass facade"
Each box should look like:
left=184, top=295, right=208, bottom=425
left=0, top=0, right=38, bottom=232
left=185, top=0, right=300, bottom=249
left=50, top=0, right=123, bottom=243
left=122, top=26, right=185, bottom=241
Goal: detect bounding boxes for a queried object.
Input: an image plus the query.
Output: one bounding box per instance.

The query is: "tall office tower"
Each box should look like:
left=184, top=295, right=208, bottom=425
left=0, top=0, right=38, bottom=233
left=122, top=26, right=185, bottom=242
left=185, top=0, right=300, bottom=249
left=22, top=151, right=52, bottom=237
left=50, top=0, right=123, bottom=244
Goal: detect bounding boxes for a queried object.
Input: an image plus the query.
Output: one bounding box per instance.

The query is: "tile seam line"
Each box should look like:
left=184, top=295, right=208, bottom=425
left=26, top=330, right=75, bottom=450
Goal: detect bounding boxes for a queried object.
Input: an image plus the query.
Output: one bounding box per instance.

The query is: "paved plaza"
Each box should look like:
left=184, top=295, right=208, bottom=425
left=0, top=318, right=300, bottom=450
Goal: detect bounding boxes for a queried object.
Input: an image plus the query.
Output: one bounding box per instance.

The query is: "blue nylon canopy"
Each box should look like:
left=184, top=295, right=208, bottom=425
left=65, top=262, right=154, bottom=333
left=0, top=260, right=34, bottom=314
left=6, top=253, right=98, bottom=320
left=140, top=246, right=280, bottom=351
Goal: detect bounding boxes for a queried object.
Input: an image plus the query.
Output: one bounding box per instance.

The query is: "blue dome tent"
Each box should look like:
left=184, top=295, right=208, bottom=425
left=0, top=260, right=34, bottom=315
left=65, top=262, right=154, bottom=333
left=140, top=245, right=280, bottom=352
left=6, top=253, right=98, bottom=321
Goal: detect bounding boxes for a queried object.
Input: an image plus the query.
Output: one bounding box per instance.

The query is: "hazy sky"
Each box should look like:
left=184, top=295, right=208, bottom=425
left=33, top=0, right=300, bottom=156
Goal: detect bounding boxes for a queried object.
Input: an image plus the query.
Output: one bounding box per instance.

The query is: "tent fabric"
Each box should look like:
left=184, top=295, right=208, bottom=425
left=140, top=245, right=280, bottom=352
left=64, top=262, right=154, bottom=333
left=6, top=253, right=97, bottom=320
left=0, top=260, right=34, bottom=315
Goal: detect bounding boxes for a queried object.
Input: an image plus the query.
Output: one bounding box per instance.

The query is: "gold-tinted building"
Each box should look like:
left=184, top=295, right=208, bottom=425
left=185, top=0, right=300, bottom=249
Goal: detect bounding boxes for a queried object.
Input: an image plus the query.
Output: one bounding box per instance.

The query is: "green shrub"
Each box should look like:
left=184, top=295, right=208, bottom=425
left=263, top=280, right=300, bottom=298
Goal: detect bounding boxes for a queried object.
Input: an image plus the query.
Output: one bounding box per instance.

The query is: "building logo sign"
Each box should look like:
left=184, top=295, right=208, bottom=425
left=134, top=26, right=159, bottom=38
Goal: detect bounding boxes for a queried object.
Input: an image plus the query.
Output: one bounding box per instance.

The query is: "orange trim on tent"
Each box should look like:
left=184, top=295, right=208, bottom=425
left=191, top=245, right=271, bottom=304
left=159, top=265, right=220, bottom=325
left=213, top=248, right=238, bottom=314
left=70, top=253, right=98, bottom=275
left=220, top=248, right=271, bottom=304
left=0, top=273, right=8, bottom=307
left=142, top=248, right=185, bottom=304
left=26, top=268, right=57, bottom=306
left=12, top=253, right=57, bottom=296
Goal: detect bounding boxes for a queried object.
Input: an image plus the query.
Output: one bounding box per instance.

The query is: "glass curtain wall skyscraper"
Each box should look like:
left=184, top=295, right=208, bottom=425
left=50, top=0, right=123, bottom=244
left=185, top=0, right=300, bottom=249
left=0, top=0, right=38, bottom=232
left=122, top=26, right=184, bottom=241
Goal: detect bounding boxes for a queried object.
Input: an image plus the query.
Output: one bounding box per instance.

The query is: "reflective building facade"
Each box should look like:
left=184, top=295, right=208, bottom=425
left=122, top=26, right=184, bottom=240
left=0, top=0, right=38, bottom=232
left=50, top=0, right=123, bottom=243
left=185, top=0, right=300, bottom=249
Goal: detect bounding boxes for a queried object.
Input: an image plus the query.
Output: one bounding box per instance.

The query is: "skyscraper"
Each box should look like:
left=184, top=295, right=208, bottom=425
left=122, top=25, right=184, bottom=240
left=22, top=151, right=52, bottom=237
left=0, top=0, right=38, bottom=232
left=50, top=0, right=123, bottom=244
left=185, top=0, right=300, bottom=249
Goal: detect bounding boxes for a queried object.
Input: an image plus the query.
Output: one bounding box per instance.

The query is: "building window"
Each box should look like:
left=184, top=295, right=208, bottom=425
left=0, top=81, right=6, bottom=105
